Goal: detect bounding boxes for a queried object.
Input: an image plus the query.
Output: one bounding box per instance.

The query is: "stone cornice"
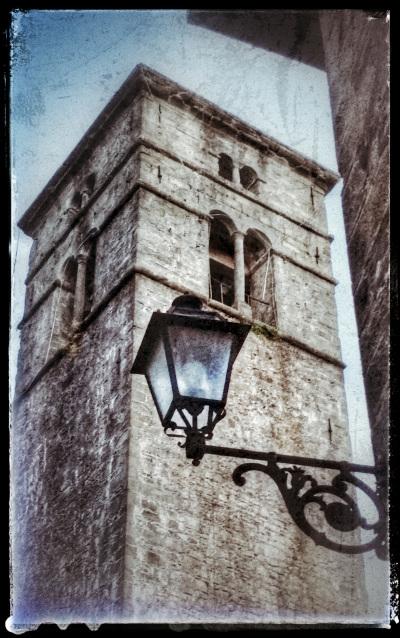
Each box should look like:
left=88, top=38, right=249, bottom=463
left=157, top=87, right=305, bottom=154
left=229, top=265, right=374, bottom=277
left=21, top=176, right=336, bottom=325
left=16, top=260, right=345, bottom=400
left=139, top=67, right=339, bottom=191
left=17, top=65, right=339, bottom=237
left=272, top=249, right=337, bottom=286
left=129, top=266, right=344, bottom=369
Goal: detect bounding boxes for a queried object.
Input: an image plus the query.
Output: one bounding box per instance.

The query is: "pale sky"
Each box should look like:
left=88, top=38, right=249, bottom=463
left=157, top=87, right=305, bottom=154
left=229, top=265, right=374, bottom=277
left=10, top=9, right=372, bottom=468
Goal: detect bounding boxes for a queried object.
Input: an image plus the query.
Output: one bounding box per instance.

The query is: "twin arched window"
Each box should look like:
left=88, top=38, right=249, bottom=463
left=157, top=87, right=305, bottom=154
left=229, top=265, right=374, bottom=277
left=209, top=217, right=235, bottom=306
left=70, top=173, right=97, bottom=210
left=218, top=154, right=234, bottom=181
left=218, top=154, right=259, bottom=194
left=208, top=213, right=276, bottom=326
left=49, top=231, right=97, bottom=355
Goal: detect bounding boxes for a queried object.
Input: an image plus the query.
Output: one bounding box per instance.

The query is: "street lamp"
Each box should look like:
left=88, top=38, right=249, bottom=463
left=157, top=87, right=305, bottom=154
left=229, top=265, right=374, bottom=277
left=131, top=295, right=387, bottom=559
left=131, top=295, right=250, bottom=462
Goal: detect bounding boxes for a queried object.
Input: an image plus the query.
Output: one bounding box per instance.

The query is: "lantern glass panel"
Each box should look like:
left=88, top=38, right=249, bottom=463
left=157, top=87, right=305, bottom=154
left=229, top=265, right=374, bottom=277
left=168, top=325, right=233, bottom=401
left=146, top=336, right=173, bottom=418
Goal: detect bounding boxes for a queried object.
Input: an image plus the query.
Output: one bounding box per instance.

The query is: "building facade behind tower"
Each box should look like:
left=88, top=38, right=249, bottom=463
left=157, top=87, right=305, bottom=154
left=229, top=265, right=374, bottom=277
left=12, top=65, right=369, bottom=627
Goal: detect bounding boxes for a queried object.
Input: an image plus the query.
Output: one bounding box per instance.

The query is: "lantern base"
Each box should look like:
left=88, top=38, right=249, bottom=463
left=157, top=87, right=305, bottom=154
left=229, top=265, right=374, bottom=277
left=163, top=401, right=227, bottom=448
left=184, top=431, right=207, bottom=466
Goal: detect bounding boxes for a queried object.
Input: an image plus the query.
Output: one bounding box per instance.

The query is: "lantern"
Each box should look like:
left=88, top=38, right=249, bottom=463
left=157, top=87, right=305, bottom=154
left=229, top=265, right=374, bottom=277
left=131, top=295, right=250, bottom=455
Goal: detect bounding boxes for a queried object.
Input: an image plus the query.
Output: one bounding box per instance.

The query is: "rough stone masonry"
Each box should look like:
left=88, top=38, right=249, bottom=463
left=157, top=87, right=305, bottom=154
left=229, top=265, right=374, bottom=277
left=12, top=64, right=370, bottom=628
left=320, top=8, right=389, bottom=495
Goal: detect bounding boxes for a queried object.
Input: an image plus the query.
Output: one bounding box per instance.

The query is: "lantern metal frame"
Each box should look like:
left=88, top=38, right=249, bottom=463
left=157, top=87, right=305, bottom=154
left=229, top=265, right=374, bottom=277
left=131, top=296, right=250, bottom=446
left=131, top=296, right=388, bottom=561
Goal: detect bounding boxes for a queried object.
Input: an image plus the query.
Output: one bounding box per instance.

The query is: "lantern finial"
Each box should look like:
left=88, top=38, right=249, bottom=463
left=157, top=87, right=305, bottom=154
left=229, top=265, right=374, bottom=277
left=169, top=295, right=203, bottom=312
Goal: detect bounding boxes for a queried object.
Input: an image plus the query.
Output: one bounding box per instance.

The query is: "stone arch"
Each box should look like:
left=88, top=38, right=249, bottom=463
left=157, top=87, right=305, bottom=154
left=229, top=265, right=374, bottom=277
left=208, top=211, right=237, bottom=307
left=71, top=191, right=83, bottom=210
left=239, top=165, right=258, bottom=193
left=60, top=256, right=77, bottom=293
left=209, top=210, right=238, bottom=236
left=57, top=256, right=78, bottom=342
left=245, top=228, right=272, bottom=254
left=244, top=228, right=276, bottom=326
left=81, top=173, right=96, bottom=206
left=218, top=153, right=233, bottom=181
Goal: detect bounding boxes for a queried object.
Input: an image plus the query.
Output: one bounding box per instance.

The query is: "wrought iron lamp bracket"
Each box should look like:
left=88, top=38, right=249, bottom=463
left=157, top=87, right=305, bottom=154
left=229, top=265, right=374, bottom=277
left=133, top=295, right=387, bottom=561
left=231, top=457, right=386, bottom=559
left=175, top=431, right=387, bottom=560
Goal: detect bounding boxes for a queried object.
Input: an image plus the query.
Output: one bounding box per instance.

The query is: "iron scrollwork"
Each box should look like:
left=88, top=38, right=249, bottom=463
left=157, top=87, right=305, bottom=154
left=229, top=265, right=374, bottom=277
left=165, top=416, right=387, bottom=558
left=188, top=442, right=387, bottom=559
left=231, top=457, right=387, bottom=559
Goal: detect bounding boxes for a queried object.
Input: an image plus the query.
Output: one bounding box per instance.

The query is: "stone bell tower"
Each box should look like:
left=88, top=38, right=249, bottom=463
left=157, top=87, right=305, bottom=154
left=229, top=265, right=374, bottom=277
left=12, top=65, right=372, bottom=628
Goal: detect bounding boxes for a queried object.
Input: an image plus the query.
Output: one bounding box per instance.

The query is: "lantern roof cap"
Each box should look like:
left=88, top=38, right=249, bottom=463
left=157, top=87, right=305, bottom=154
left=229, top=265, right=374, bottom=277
left=131, top=296, right=250, bottom=376
left=168, top=295, right=221, bottom=320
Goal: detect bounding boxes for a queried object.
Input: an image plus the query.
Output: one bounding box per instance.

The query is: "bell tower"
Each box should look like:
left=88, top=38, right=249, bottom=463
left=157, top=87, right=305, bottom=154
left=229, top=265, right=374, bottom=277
left=12, top=65, right=370, bottom=628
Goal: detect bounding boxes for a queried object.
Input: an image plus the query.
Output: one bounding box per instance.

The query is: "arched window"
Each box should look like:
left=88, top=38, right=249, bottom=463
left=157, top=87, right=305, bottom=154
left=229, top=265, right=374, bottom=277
left=45, top=257, right=78, bottom=362
left=59, top=257, right=78, bottom=341
left=71, top=227, right=98, bottom=325
left=83, top=240, right=96, bottom=318
left=47, top=240, right=97, bottom=361
left=71, top=173, right=96, bottom=210
left=81, top=173, right=96, bottom=206
left=209, top=215, right=235, bottom=307
left=218, top=154, right=233, bottom=181
left=240, top=165, right=258, bottom=193
left=85, top=172, right=96, bottom=194
left=71, top=191, right=83, bottom=210
left=244, top=230, right=276, bottom=326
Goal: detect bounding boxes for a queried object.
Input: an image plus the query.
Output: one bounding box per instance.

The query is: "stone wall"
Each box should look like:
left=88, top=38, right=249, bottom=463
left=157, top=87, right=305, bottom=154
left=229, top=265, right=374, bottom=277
left=12, top=284, right=135, bottom=624
left=141, top=95, right=331, bottom=235
left=319, top=10, right=389, bottom=473
left=12, top=98, right=141, bottom=622
left=124, top=87, right=367, bottom=622
left=126, top=278, right=366, bottom=623
left=134, top=141, right=340, bottom=361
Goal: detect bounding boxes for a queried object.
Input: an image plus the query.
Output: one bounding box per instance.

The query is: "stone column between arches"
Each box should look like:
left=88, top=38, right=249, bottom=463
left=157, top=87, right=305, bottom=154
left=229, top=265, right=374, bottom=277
left=72, top=253, right=89, bottom=326
left=231, top=229, right=252, bottom=318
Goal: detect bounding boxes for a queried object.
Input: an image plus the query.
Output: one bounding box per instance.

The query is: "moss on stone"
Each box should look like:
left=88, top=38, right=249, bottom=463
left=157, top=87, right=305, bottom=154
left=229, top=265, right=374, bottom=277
left=251, top=322, right=279, bottom=340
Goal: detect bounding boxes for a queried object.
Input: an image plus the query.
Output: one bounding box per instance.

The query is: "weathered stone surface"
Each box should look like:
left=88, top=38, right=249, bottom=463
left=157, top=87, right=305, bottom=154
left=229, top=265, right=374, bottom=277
left=126, top=277, right=365, bottom=623
left=140, top=96, right=332, bottom=236
left=137, top=144, right=334, bottom=278
left=319, top=10, right=389, bottom=471
left=12, top=65, right=368, bottom=626
left=12, top=284, right=135, bottom=624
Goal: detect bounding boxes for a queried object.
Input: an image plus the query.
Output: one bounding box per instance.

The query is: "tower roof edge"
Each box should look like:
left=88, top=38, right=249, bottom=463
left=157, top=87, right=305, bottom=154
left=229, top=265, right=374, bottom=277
left=18, top=64, right=339, bottom=237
